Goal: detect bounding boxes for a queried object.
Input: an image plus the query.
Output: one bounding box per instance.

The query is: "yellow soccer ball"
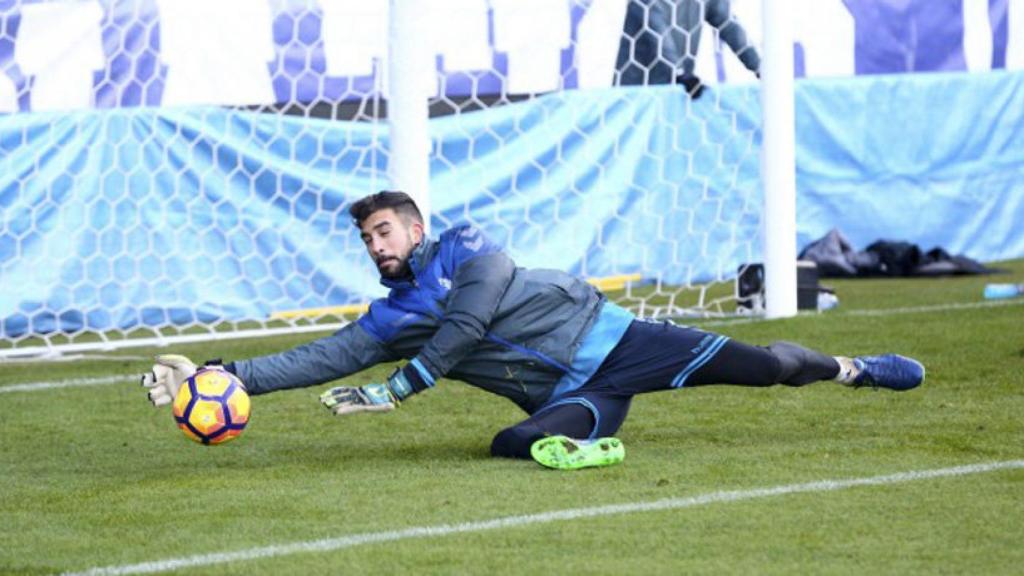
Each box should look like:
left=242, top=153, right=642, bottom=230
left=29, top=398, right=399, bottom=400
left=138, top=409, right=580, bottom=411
left=172, top=366, right=250, bottom=445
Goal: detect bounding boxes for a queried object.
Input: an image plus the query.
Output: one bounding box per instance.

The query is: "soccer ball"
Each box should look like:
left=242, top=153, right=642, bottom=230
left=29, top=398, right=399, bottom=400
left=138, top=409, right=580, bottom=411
left=172, top=366, right=250, bottom=445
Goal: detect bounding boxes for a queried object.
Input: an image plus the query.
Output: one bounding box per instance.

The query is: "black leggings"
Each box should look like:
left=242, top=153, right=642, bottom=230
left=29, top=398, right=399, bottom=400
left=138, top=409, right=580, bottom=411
left=690, top=340, right=840, bottom=388
left=490, top=339, right=839, bottom=459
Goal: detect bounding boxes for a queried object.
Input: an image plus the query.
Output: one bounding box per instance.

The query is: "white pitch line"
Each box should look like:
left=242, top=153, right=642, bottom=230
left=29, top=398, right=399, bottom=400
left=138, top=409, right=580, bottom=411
left=0, top=375, right=135, bottom=394
left=844, top=298, right=1024, bottom=316
left=0, top=353, right=150, bottom=364
left=680, top=297, right=1024, bottom=328
left=63, top=459, right=1024, bottom=576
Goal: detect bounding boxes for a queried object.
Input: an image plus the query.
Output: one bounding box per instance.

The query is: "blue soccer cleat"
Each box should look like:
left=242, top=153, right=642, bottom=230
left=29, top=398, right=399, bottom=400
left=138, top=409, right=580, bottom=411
left=852, top=354, right=925, bottom=391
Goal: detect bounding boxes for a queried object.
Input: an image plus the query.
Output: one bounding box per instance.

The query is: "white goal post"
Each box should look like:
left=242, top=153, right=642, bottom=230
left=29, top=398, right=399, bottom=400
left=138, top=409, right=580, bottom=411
left=0, top=0, right=795, bottom=359
left=760, top=0, right=798, bottom=318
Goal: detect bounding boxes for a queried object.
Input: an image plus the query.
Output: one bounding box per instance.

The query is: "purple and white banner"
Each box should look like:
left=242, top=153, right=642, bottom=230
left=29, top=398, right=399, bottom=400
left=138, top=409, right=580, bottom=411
left=0, top=0, right=1020, bottom=112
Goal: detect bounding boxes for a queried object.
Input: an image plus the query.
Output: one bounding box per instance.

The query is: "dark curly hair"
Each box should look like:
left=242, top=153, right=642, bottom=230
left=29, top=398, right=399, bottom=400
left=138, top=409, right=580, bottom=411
left=348, top=190, right=423, bottom=228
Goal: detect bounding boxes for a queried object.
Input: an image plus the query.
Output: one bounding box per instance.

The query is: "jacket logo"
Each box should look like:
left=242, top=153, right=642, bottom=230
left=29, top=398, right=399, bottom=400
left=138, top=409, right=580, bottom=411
left=460, top=227, right=484, bottom=252
left=438, top=277, right=452, bottom=290
left=390, top=312, right=419, bottom=328
left=691, top=334, right=714, bottom=354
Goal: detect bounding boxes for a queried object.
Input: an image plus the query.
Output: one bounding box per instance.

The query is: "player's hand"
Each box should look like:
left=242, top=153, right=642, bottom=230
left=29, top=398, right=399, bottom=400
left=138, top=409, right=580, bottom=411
left=319, top=383, right=397, bottom=415
left=140, top=354, right=196, bottom=407
left=676, top=73, right=704, bottom=99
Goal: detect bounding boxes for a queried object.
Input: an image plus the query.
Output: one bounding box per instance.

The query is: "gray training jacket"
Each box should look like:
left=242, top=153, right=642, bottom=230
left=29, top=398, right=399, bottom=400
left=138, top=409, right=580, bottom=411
left=233, top=225, right=621, bottom=414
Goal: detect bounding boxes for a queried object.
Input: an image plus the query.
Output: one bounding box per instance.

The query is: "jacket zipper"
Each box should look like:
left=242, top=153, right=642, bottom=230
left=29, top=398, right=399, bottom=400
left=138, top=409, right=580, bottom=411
left=484, top=333, right=570, bottom=373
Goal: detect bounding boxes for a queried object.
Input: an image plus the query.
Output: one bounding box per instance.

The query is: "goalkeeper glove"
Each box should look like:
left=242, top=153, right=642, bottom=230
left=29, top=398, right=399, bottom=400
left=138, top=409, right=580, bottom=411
left=675, top=72, right=705, bottom=99
left=140, top=354, right=197, bottom=407
left=319, top=368, right=417, bottom=416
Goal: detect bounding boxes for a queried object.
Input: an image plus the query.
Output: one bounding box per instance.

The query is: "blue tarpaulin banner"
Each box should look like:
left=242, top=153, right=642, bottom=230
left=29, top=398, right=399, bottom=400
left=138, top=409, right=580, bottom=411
left=2, top=70, right=1024, bottom=337
left=795, top=70, right=1024, bottom=259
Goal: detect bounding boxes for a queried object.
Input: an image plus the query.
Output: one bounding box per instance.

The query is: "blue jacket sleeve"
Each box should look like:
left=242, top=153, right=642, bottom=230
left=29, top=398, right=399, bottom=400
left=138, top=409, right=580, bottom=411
left=232, top=321, right=394, bottom=395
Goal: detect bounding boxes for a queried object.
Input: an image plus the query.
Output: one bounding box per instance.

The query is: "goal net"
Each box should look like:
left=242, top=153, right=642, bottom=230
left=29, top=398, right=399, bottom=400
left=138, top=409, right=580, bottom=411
left=0, top=0, right=770, bottom=357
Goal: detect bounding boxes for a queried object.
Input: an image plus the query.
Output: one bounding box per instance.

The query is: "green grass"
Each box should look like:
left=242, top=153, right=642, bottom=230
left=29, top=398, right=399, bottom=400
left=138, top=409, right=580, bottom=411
left=2, top=261, right=1023, bottom=575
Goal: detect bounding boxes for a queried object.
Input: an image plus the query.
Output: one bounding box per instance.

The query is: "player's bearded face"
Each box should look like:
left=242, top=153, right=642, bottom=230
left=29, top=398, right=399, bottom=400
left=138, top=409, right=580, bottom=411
left=360, top=208, right=424, bottom=279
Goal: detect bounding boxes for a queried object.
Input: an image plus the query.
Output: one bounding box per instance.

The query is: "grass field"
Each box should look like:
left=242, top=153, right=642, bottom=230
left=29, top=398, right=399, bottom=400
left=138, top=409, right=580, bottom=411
left=2, top=261, right=1023, bottom=575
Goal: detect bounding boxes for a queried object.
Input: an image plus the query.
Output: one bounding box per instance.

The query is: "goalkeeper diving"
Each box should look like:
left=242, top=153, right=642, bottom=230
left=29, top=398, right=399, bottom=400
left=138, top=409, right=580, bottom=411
left=142, top=191, right=925, bottom=470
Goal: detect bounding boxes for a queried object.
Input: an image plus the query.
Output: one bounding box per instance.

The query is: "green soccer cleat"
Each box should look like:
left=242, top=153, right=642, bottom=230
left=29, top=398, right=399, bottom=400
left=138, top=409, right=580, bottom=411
left=530, top=435, right=625, bottom=470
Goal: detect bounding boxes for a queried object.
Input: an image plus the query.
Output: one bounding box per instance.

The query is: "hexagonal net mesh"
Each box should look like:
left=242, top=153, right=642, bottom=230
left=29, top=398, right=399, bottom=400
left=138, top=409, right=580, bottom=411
left=0, top=0, right=767, bottom=357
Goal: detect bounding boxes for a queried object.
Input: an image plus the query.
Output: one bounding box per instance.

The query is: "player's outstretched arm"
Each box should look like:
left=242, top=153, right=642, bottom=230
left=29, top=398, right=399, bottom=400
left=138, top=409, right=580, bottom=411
left=139, top=354, right=197, bottom=407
